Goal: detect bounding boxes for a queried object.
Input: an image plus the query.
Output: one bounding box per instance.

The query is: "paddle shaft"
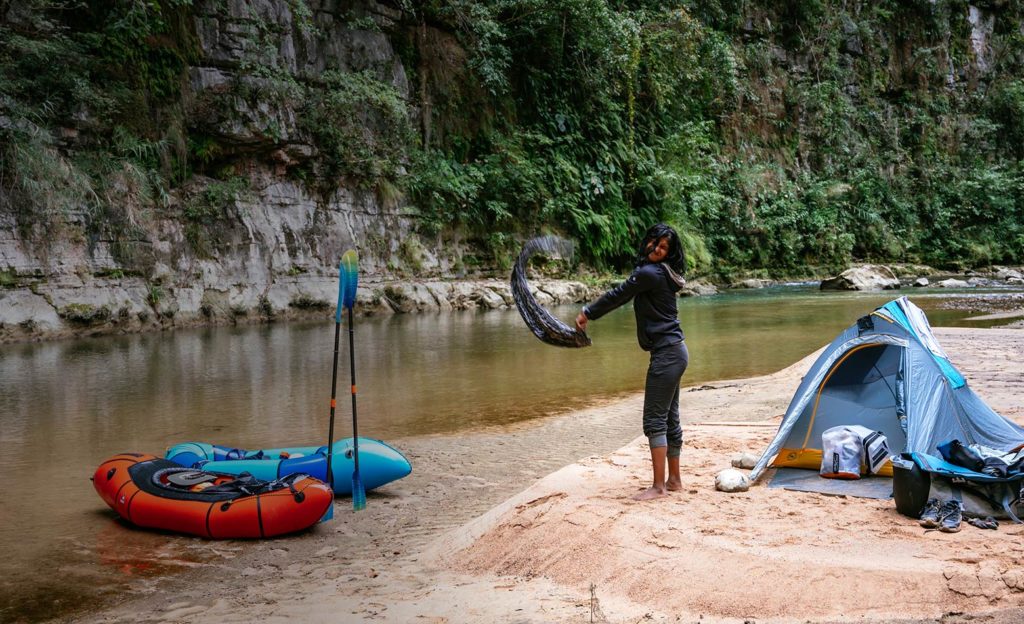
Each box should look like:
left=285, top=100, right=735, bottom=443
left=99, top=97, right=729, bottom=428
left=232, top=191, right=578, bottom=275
left=347, top=305, right=360, bottom=477
left=325, top=318, right=342, bottom=490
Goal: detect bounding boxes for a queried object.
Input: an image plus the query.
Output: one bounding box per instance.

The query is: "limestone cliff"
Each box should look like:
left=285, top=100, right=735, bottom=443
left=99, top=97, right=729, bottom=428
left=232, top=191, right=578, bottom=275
left=0, top=1, right=589, bottom=342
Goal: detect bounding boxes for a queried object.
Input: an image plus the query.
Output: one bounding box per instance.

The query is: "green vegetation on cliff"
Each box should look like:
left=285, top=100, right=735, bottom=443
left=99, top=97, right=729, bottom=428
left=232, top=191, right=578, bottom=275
left=0, top=0, right=195, bottom=272
left=406, top=0, right=1024, bottom=274
left=2, top=1, right=1024, bottom=277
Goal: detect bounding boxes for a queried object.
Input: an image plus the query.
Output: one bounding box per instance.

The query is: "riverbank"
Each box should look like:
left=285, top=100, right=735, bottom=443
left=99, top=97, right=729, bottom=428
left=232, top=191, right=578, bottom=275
left=4, top=264, right=1023, bottom=345
left=70, top=327, right=1024, bottom=624
left=0, top=275, right=606, bottom=344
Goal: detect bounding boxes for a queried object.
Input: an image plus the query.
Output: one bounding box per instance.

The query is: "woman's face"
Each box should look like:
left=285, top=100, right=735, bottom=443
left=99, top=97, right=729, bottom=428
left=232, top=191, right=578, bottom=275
left=646, top=236, right=670, bottom=263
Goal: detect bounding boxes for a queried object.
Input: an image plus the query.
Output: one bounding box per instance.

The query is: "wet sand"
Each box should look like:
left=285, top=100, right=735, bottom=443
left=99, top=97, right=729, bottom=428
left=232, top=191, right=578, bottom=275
left=73, top=328, right=1024, bottom=623
left=70, top=391, right=649, bottom=623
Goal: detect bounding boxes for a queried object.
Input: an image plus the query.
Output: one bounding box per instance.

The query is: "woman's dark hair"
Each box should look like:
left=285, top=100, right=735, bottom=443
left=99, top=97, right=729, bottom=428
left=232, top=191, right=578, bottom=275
left=636, top=223, right=686, bottom=274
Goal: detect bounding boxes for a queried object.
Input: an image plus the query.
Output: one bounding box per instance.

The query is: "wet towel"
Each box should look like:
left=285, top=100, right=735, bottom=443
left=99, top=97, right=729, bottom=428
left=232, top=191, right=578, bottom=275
left=511, top=236, right=592, bottom=348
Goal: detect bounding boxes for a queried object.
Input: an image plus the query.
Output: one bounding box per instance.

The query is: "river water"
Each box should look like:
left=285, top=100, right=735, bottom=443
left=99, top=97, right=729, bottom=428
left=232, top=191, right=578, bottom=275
left=0, top=286, right=1012, bottom=621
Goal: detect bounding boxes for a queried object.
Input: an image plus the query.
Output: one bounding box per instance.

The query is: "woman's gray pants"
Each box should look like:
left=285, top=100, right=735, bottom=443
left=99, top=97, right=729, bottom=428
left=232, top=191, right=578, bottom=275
left=643, top=341, right=689, bottom=457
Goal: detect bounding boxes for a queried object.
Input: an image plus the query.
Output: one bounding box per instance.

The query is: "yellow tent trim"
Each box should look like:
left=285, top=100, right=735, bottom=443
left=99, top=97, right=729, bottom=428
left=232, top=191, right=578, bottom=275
left=771, top=448, right=893, bottom=477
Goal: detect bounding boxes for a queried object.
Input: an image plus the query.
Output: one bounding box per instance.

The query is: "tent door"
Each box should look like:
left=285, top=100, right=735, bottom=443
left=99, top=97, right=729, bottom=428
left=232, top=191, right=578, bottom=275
left=771, top=343, right=908, bottom=477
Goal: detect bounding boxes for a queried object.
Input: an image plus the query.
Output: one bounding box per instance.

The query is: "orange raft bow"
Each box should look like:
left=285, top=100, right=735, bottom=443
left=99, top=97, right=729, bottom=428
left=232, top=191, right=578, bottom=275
left=93, top=453, right=333, bottom=539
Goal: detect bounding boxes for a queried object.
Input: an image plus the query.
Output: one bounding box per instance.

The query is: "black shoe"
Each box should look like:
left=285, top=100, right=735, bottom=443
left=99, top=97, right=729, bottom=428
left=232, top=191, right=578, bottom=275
left=938, top=500, right=963, bottom=533
left=919, top=498, right=942, bottom=527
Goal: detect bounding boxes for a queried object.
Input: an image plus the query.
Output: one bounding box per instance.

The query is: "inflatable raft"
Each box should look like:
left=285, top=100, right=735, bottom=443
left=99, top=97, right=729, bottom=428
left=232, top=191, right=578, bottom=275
left=165, top=438, right=411, bottom=495
left=93, top=453, right=333, bottom=538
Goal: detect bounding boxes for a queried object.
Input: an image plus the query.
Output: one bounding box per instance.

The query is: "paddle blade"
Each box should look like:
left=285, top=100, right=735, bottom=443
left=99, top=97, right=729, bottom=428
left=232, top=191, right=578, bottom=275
left=341, top=250, right=358, bottom=310
left=335, top=259, right=346, bottom=323
left=352, top=471, right=366, bottom=511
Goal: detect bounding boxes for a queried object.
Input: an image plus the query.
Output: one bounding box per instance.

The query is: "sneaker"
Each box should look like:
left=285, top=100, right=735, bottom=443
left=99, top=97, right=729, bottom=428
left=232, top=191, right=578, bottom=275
left=938, top=500, right=963, bottom=533
left=919, top=498, right=942, bottom=527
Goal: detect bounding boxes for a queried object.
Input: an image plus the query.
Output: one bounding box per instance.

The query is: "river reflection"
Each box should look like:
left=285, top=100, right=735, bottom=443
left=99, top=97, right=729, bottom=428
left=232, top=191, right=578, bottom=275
left=0, top=286, right=1010, bottom=620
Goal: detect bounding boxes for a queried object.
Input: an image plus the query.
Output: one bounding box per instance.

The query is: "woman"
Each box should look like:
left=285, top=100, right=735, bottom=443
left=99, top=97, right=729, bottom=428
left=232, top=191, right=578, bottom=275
left=575, top=224, right=689, bottom=501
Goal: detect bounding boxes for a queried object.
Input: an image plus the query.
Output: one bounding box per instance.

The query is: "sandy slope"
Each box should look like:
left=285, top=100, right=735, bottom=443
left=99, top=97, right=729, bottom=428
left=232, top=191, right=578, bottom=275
left=439, top=328, right=1024, bottom=623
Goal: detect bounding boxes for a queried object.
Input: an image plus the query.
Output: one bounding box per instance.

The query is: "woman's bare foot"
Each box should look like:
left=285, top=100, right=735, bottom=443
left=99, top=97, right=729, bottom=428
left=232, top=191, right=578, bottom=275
left=633, top=486, right=667, bottom=501
left=665, top=477, right=682, bottom=491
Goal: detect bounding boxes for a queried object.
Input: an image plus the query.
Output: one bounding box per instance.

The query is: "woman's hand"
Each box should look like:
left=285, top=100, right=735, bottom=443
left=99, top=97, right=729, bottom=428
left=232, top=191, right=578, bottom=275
left=575, top=311, right=588, bottom=332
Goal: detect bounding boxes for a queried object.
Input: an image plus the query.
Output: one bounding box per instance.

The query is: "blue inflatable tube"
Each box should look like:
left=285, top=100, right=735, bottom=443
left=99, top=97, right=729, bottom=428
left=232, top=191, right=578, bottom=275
left=165, top=438, right=411, bottom=495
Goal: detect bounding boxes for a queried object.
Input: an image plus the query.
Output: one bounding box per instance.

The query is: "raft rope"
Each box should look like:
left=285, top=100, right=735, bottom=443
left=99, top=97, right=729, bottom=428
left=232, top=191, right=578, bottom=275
left=152, top=465, right=309, bottom=503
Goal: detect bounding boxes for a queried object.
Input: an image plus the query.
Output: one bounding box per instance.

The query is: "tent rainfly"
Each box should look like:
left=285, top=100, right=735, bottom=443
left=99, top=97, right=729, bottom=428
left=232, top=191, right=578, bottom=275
left=750, top=296, right=1024, bottom=482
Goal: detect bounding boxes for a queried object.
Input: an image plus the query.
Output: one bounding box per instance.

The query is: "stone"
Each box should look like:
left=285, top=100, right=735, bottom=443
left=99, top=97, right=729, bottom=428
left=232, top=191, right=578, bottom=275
left=189, top=66, right=232, bottom=91
left=730, top=453, right=759, bottom=470
left=356, top=289, right=396, bottom=316
left=841, top=15, right=863, bottom=56
left=715, top=469, right=749, bottom=493
left=381, top=283, right=439, bottom=313
left=820, top=265, right=900, bottom=291
left=422, top=282, right=454, bottom=311
left=0, top=291, right=62, bottom=332
left=475, top=287, right=506, bottom=310
left=968, top=5, right=995, bottom=73
left=734, top=278, right=769, bottom=289
left=532, top=281, right=590, bottom=307
left=913, top=277, right=929, bottom=287
left=449, top=282, right=482, bottom=310
left=995, top=267, right=1023, bottom=281
left=679, top=280, right=718, bottom=297
left=488, top=283, right=515, bottom=307
left=528, top=285, right=554, bottom=307
left=936, top=278, right=970, bottom=288
left=536, top=280, right=588, bottom=304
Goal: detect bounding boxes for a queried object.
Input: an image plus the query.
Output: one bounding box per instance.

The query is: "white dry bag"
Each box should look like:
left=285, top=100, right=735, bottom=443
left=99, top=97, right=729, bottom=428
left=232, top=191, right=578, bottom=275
left=820, top=425, right=890, bottom=479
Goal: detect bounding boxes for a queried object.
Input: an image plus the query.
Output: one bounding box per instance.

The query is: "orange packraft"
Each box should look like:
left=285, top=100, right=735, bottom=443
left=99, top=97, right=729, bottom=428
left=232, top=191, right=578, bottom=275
left=93, top=453, right=332, bottom=538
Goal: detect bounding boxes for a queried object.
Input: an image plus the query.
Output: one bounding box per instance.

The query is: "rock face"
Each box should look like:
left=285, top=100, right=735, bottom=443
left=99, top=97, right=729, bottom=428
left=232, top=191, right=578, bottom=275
left=820, top=265, right=900, bottom=291
left=0, top=0, right=590, bottom=344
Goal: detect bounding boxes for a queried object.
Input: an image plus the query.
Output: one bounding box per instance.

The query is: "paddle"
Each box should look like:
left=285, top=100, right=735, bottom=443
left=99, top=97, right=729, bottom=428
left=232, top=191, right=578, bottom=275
left=321, top=259, right=348, bottom=523
left=341, top=250, right=366, bottom=511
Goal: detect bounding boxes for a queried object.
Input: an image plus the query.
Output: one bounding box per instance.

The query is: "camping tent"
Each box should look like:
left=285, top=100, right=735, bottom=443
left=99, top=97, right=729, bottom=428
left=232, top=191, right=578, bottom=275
left=750, top=296, right=1024, bottom=482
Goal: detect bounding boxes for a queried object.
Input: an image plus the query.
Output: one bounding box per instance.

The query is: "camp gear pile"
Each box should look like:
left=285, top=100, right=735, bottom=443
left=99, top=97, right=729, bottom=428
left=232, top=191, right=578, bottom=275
left=897, top=450, right=1024, bottom=521
left=937, top=439, right=1024, bottom=477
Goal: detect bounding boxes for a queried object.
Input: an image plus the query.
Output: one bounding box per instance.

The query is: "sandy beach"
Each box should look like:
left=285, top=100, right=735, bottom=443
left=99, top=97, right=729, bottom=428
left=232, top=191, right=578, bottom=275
left=76, top=327, right=1024, bottom=624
